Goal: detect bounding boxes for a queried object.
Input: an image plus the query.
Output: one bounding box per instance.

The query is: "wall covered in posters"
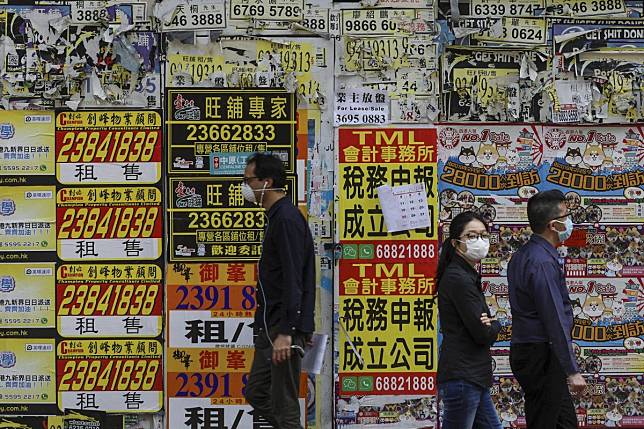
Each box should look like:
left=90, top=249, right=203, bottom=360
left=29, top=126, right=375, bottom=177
left=0, top=0, right=640, bottom=429
left=437, top=123, right=643, bottom=428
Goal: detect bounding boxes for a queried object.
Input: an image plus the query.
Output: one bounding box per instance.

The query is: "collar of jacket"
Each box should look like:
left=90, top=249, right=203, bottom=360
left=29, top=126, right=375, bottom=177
left=529, top=234, right=560, bottom=264
left=267, top=196, right=289, bottom=220
left=453, top=253, right=481, bottom=281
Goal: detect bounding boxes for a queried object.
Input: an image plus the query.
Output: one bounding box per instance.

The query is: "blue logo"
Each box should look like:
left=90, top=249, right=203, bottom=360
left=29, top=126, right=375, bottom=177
left=0, top=124, right=15, bottom=139
left=0, top=276, right=15, bottom=292
left=0, top=199, right=15, bottom=216
left=0, top=352, right=16, bottom=368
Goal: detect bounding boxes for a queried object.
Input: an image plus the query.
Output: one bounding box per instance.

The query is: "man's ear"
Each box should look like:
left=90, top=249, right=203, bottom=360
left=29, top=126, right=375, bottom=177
left=265, top=177, right=274, bottom=188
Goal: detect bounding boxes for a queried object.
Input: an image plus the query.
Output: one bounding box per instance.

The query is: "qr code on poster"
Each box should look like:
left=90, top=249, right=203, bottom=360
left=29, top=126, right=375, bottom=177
left=7, top=54, right=18, bottom=67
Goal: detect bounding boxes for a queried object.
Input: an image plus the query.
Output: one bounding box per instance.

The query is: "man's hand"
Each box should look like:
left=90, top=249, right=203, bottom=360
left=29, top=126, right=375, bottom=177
left=567, top=373, right=587, bottom=394
left=272, top=334, right=292, bottom=365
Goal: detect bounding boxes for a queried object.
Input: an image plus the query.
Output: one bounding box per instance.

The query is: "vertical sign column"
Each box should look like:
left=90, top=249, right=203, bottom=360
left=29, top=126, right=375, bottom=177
left=54, top=110, right=164, bottom=414
left=165, top=88, right=302, bottom=427
left=336, top=128, right=439, bottom=426
left=0, top=111, right=57, bottom=415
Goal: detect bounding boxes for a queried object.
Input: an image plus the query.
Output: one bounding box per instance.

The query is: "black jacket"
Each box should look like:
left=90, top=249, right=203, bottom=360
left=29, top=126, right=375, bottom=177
left=437, top=255, right=500, bottom=388
left=256, top=197, right=316, bottom=335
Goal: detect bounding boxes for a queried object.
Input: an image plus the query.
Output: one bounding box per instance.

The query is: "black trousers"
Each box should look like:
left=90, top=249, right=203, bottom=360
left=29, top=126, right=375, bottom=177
left=244, top=329, right=305, bottom=429
left=510, top=343, right=578, bottom=429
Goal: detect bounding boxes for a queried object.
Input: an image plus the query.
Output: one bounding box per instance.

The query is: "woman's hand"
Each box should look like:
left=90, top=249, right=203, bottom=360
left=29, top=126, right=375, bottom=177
left=480, top=313, right=496, bottom=327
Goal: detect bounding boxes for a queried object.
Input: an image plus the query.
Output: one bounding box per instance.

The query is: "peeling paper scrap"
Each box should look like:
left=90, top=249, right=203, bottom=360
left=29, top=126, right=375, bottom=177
left=153, top=0, right=182, bottom=24
left=520, top=54, right=538, bottom=81
left=65, top=94, right=82, bottom=111
left=90, top=71, right=107, bottom=100
left=24, top=9, right=63, bottom=45
left=113, top=36, right=143, bottom=73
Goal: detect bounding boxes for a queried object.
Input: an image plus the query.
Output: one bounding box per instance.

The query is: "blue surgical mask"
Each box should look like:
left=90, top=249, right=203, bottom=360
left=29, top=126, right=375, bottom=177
left=554, top=217, right=573, bottom=242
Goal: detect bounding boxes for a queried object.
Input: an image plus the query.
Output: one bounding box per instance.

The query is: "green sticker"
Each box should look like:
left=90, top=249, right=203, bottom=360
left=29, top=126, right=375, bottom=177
left=359, top=244, right=374, bottom=259
left=342, top=376, right=358, bottom=391
left=358, top=376, right=373, bottom=391
left=342, top=244, right=358, bottom=259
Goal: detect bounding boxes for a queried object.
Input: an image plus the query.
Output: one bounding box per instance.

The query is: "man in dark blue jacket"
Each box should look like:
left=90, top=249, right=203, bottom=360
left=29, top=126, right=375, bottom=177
left=508, top=189, right=586, bottom=429
left=242, top=153, right=315, bottom=429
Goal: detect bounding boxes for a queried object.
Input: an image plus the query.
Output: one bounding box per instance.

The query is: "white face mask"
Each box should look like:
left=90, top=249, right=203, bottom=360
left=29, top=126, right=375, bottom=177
left=459, top=237, right=490, bottom=261
left=241, top=181, right=283, bottom=206
left=241, top=182, right=261, bottom=204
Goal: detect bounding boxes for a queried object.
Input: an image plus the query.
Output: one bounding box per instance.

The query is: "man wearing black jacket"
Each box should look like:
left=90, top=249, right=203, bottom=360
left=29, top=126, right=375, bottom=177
left=242, top=153, right=315, bottom=429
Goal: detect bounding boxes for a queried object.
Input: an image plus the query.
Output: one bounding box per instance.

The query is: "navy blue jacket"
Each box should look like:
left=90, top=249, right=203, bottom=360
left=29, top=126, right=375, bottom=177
left=508, top=234, right=579, bottom=375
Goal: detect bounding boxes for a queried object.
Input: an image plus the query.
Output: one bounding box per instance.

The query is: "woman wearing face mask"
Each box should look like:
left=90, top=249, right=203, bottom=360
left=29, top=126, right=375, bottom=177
left=436, top=211, right=502, bottom=429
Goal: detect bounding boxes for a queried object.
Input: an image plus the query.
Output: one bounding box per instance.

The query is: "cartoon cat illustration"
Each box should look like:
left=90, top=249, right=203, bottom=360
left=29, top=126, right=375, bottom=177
left=612, top=149, right=626, bottom=169
left=565, top=147, right=583, bottom=166
left=611, top=300, right=626, bottom=321
left=505, top=149, right=519, bottom=167
left=498, top=148, right=519, bottom=171
left=605, top=259, right=623, bottom=277
left=582, top=293, right=605, bottom=321
left=625, top=226, right=640, bottom=244
left=557, top=245, right=569, bottom=259
left=582, top=142, right=606, bottom=171
left=601, top=294, right=616, bottom=321
left=458, top=146, right=477, bottom=166
left=605, top=406, right=623, bottom=427
left=499, top=259, right=509, bottom=276
left=476, top=142, right=500, bottom=170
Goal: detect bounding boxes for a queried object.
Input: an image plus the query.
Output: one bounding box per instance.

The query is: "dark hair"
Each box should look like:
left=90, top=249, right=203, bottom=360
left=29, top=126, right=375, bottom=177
left=436, top=211, right=488, bottom=286
left=527, top=190, right=566, bottom=234
left=246, top=152, right=287, bottom=189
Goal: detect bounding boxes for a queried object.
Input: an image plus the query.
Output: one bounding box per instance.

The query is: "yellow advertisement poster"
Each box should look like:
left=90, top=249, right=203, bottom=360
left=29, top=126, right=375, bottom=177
left=57, top=339, right=163, bottom=412
left=0, top=186, right=55, bottom=252
left=56, top=263, right=163, bottom=338
left=0, top=263, right=54, bottom=328
left=0, top=338, right=56, bottom=414
left=338, top=128, right=438, bottom=241
left=338, top=293, right=438, bottom=397
left=55, top=110, right=162, bottom=185
left=339, top=295, right=438, bottom=374
left=0, top=111, right=55, bottom=177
